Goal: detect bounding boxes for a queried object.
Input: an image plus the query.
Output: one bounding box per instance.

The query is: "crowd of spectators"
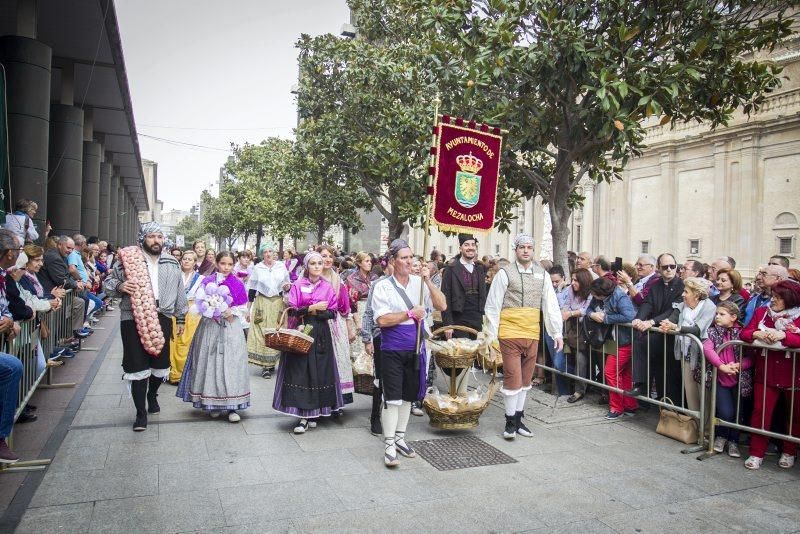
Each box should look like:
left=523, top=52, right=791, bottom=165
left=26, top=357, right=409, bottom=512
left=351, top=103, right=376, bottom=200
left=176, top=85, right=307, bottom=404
left=0, top=199, right=116, bottom=464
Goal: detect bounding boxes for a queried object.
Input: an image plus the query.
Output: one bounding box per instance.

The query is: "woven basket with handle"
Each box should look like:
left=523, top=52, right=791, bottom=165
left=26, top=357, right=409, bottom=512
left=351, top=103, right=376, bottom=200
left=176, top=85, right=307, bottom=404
left=263, top=309, right=313, bottom=355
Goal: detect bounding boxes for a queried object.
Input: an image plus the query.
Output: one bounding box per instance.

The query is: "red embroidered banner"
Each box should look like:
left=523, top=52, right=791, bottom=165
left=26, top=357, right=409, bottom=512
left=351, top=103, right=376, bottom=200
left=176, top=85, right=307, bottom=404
left=430, top=119, right=503, bottom=233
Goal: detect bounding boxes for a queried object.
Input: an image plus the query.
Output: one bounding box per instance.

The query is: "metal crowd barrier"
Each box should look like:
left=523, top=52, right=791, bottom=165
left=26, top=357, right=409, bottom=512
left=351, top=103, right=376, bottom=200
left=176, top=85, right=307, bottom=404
left=698, top=340, right=800, bottom=461
left=537, top=317, right=708, bottom=453
left=39, top=289, right=78, bottom=390
left=0, top=290, right=78, bottom=474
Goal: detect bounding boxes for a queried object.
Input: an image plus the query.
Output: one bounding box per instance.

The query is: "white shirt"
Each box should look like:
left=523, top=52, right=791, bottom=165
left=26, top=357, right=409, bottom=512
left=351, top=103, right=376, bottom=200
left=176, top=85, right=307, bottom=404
left=372, top=274, right=433, bottom=326
left=145, top=254, right=160, bottom=299
left=182, top=271, right=203, bottom=300
left=635, top=271, right=657, bottom=293
left=459, top=256, right=475, bottom=274
left=484, top=262, right=563, bottom=341
left=248, top=261, right=289, bottom=298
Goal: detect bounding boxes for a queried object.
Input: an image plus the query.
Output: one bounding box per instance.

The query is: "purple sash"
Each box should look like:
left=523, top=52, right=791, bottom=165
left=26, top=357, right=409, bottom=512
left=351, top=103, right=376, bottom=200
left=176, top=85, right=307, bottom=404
left=380, top=323, right=427, bottom=400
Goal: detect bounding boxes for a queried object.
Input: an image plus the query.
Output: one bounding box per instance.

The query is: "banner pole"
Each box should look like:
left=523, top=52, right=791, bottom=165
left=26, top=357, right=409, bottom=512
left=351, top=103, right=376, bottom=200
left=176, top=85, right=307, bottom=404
left=416, top=93, right=441, bottom=354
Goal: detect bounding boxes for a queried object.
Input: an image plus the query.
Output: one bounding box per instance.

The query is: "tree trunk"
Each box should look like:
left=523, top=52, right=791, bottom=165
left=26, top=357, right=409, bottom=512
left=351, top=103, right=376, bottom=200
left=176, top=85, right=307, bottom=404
left=242, top=231, right=250, bottom=250
left=387, top=215, right=404, bottom=243
left=316, top=221, right=325, bottom=245
left=255, top=225, right=263, bottom=254
left=549, top=199, right=572, bottom=273
left=278, top=237, right=284, bottom=256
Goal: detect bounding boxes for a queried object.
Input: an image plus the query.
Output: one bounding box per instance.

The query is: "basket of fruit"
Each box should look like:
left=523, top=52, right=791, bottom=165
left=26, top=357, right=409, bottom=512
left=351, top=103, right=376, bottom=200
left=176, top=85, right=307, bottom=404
left=263, top=309, right=314, bottom=355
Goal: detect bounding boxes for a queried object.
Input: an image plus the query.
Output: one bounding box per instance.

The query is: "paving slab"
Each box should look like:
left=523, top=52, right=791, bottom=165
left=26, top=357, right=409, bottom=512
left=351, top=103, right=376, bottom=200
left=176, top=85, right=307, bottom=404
left=88, top=489, right=225, bottom=534
left=15, top=502, right=95, bottom=534
left=29, top=464, right=159, bottom=508
left=217, top=479, right=340, bottom=524
left=157, top=456, right=270, bottom=494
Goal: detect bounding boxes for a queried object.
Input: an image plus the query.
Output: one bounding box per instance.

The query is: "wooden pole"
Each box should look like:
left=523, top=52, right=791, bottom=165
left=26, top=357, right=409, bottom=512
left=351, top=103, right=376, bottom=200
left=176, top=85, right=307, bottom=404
left=416, top=93, right=441, bottom=354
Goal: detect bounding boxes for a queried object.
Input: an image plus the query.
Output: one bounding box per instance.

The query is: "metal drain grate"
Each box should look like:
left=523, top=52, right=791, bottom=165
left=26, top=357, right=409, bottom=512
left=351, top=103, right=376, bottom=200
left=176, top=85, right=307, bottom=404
left=409, top=436, right=518, bottom=471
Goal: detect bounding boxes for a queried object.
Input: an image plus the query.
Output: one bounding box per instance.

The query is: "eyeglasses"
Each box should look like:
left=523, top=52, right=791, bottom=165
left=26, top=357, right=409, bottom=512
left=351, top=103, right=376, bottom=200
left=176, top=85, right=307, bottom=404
left=661, top=264, right=677, bottom=271
left=635, top=263, right=652, bottom=268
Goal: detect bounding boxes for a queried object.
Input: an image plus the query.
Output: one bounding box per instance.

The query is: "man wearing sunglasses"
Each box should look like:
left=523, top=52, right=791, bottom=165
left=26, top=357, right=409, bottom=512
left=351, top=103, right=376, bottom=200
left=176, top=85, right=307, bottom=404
left=628, top=253, right=685, bottom=402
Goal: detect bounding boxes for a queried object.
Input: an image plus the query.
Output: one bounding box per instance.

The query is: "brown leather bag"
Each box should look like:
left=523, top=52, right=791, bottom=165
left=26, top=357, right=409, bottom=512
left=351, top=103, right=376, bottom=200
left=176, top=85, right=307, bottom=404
left=656, top=397, right=699, bottom=444
left=39, top=319, right=50, bottom=340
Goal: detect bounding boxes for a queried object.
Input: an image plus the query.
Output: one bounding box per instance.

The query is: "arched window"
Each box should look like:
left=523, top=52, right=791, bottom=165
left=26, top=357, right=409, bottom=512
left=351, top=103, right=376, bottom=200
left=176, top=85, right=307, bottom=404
left=774, top=212, right=798, bottom=229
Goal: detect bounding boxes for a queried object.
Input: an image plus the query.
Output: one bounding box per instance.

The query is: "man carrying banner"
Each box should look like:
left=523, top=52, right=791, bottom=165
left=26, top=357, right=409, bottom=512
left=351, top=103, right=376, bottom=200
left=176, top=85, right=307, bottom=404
left=485, top=234, right=563, bottom=439
left=371, top=239, right=447, bottom=467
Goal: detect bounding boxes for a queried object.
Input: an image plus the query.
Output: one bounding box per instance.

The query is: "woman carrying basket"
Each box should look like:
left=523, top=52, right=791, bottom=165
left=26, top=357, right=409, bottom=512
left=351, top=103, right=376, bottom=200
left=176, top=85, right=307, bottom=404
left=272, top=252, right=344, bottom=434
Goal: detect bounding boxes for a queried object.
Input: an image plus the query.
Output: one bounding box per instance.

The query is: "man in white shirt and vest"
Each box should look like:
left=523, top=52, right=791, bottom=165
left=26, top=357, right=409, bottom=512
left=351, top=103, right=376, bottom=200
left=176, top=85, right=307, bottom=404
left=485, top=234, right=563, bottom=439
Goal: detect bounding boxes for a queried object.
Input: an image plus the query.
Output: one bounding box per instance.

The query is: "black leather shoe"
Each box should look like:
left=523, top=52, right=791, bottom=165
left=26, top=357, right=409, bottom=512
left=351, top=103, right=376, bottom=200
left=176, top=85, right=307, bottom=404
left=370, top=418, right=383, bottom=436
left=17, top=411, right=37, bottom=424
left=133, top=413, right=147, bottom=432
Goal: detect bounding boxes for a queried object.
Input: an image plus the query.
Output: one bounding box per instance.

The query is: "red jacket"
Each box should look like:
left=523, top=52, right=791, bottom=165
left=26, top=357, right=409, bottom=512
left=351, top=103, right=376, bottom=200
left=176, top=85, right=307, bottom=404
left=740, top=307, right=800, bottom=388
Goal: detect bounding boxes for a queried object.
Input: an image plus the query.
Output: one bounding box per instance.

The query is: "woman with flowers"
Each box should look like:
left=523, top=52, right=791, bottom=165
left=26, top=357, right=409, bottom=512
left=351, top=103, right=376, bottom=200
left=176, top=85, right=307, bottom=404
left=273, top=252, right=343, bottom=434
left=177, top=251, right=251, bottom=423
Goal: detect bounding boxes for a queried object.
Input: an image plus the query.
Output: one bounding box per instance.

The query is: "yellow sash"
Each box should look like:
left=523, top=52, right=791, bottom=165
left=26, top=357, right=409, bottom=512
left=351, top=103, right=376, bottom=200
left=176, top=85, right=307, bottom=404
left=499, top=307, right=541, bottom=340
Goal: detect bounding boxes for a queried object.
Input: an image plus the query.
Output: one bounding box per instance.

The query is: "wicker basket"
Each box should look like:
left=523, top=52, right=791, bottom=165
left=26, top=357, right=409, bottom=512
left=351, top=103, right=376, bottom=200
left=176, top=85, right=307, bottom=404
left=263, top=310, right=313, bottom=355
left=476, top=345, right=503, bottom=370
left=430, top=325, right=480, bottom=370
left=422, top=376, right=500, bottom=430
left=353, top=373, right=375, bottom=395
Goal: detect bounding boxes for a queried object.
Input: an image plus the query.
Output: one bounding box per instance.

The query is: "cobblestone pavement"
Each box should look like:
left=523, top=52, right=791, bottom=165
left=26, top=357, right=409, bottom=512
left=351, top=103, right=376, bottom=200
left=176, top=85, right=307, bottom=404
left=5, top=314, right=800, bottom=533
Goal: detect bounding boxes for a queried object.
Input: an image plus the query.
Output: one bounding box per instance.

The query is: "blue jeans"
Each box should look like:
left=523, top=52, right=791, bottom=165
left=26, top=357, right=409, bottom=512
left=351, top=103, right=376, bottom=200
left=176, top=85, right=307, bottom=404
left=715, top=384, right=740, bottom=442
left=0, top=353, right=23, bottom=438
left=84, top=292, right=104, bottom=317
left=545, top=331, right=573, bottom=396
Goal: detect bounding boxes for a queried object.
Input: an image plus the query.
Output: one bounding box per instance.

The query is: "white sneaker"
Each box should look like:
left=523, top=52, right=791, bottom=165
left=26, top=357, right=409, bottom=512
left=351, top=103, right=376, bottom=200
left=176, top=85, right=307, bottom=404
left=728, top=442, right=741, bottom=458
left=744, top=455, right=763, bottom=470
left=410, top=403, right=424, bottom=417
left=209, top=410, right=221, bottom=418
left=293, top=418, right=317, bottom=434
left=228, top=411, right=240, bottom=423
left=778, top=453, right=796, bottom=469
left=713, top=436, right=727, bottom=453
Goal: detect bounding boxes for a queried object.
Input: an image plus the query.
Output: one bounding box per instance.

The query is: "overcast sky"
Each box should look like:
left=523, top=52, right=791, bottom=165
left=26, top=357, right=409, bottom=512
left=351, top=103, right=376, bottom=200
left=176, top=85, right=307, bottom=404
left=115, top=0, right=350, bottom=212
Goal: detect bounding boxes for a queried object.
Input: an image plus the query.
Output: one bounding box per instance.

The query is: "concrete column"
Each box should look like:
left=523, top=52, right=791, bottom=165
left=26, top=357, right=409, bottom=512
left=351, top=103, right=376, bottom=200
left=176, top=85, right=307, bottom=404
left=0, top=36, right=52, bottom=227
left=47, top=104, right=84, bottom=236
left=116, top=185, right=125, bottom=245
left=98, top=160, right=112, bottom=240
left=108, top=172, right=119, bottom=245
left=80, top=141, right=101, bottom=237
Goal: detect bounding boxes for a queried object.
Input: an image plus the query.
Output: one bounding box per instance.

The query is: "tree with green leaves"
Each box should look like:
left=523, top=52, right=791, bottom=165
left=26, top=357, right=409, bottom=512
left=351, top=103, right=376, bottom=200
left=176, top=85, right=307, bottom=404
left=402, top=0, right=797, bottom=266
left=295, top=9, right=522, bottom=242
left=173, top=215, right=204, bottom=247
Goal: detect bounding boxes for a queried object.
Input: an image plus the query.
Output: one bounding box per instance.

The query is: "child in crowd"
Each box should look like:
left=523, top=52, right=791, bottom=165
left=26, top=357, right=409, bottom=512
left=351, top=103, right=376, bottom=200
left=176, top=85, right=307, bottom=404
left=702, top=301, right=751, bottom=458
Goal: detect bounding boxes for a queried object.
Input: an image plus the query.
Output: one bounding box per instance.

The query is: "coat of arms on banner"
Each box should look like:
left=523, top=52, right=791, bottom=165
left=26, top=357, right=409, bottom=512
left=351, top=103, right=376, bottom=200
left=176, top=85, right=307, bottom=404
left=454, top=153, right=482, bottom=208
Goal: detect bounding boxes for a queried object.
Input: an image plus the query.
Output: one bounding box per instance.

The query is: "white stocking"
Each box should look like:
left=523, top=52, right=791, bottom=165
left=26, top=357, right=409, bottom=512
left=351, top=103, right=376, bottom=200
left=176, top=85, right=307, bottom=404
left=515, top=390, right=527, bottom=412
left=503, top=392, right=517, bottom=416
left=396, top=401, right=412, bottom=433
left=382, top=403, right=399, bottom=440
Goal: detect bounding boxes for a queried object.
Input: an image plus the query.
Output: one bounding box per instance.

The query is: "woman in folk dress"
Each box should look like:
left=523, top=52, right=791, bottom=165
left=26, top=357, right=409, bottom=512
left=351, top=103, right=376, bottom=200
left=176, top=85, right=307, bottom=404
left=272, top=252, right=343, bottom=433
left=317, top=245, right=356, bottom=411
left=177, top=252, right=250, bottom=423
left=246, top=243, right=290, bottom=378
left=169, top=251, right=204, bottom=383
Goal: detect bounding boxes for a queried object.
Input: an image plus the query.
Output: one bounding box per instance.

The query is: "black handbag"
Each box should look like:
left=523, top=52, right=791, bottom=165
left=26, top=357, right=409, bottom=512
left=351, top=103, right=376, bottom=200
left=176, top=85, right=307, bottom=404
left=580, top=316, right=611, bottom=350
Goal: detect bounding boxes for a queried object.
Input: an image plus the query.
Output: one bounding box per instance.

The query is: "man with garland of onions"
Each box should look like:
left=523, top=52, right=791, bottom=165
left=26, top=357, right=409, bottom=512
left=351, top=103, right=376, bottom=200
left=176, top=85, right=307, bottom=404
left=485, top=233, right=563, bottom=440
left=103, top=222, right=187, bottom=432
left=371, top=239, right=447, bottom=468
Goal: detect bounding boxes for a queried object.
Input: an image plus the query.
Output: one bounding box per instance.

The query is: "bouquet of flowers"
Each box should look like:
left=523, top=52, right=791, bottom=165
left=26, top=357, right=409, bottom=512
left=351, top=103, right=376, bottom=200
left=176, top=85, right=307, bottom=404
left=194, top=282, right=233, bottom=323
